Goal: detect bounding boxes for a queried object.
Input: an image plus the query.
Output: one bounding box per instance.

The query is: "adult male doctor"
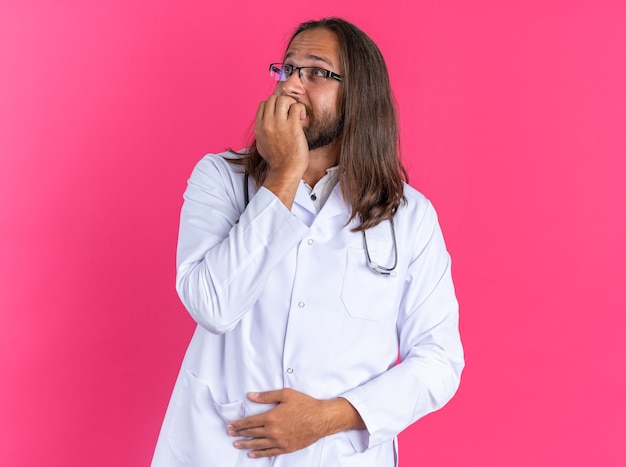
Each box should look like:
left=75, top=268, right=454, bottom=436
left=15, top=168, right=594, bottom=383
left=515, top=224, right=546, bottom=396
left=152, top=17, right=464, bottom=466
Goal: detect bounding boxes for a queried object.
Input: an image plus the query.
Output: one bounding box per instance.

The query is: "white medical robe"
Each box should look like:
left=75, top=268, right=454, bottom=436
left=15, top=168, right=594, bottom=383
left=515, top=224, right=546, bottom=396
left=152, top=153, right=464, bottom=466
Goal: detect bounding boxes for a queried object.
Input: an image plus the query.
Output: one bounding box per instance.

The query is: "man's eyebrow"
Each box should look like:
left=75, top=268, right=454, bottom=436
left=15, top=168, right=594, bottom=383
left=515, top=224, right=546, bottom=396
left=284, top=52, right=334, bottom=67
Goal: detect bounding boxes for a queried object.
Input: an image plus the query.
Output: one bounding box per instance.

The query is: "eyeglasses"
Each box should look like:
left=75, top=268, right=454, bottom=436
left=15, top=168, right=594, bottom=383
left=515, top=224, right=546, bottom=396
left=269, top=63, right=342, bottom=86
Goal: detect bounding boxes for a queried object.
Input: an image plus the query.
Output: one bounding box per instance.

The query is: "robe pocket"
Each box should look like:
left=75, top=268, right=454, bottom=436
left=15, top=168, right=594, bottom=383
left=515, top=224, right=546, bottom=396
left=320, top=431, right=396, bottom=466
left=340, top=246, right=396, bottom=321
left=167, top=371, right=244, bottom=466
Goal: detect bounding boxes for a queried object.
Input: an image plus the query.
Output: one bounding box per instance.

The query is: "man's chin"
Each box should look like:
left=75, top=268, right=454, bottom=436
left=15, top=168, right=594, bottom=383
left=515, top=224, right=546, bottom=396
left=307, top=136, right=340, bottom=151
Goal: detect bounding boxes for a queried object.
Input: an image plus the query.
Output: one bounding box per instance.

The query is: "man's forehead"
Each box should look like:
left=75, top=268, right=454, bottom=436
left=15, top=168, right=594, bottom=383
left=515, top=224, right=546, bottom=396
left=284, top=28, right=340, bottom=68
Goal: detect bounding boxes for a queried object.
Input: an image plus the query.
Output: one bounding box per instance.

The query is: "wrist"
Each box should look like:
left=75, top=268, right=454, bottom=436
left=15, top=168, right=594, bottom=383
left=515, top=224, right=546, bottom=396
left=262, top=170, right=302, bottom=209
left=322, top=397, right=366, bottom=436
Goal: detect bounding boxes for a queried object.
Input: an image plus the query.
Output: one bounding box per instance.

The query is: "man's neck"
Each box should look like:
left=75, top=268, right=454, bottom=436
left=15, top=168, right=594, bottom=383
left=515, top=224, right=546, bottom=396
left=303, top=141, right=340, bottom=187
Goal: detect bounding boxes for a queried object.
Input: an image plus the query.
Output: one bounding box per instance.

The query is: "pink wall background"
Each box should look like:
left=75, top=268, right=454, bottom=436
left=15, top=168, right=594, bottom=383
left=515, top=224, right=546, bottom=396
left=1, top=1, right=625, bottom=465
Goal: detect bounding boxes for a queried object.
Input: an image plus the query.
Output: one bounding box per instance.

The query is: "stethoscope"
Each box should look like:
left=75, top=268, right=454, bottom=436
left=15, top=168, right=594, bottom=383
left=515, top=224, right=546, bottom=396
left=243, top=173, right=398, bottom=276
left=362, top=216, right=398, bottom=276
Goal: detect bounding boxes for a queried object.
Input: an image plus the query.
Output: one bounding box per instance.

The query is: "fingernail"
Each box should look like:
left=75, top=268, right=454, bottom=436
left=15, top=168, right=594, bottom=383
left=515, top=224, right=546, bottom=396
left=233, top=441, right=241, bottom=449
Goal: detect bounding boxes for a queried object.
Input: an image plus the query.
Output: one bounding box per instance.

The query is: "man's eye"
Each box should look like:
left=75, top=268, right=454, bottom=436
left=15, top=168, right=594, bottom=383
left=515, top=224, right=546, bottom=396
left=311, top=68, right=327, bottom=78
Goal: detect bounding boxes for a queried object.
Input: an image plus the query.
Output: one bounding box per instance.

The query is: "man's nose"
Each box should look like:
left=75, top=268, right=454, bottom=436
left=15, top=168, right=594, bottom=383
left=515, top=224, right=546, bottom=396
left=277, top=70, right=305, bottom=97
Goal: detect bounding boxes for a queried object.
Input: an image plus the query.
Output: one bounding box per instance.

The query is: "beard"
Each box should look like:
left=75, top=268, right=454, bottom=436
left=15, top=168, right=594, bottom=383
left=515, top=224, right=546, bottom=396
left=303, top=105, right=344, bottom=151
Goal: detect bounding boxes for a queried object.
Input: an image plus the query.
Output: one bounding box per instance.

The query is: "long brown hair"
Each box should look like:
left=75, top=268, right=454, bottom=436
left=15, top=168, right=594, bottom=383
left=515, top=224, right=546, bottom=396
left=229, top=18, right=407, bottom=231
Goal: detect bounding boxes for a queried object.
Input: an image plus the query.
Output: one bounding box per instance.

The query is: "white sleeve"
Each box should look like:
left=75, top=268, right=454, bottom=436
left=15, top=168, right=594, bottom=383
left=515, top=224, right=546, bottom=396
left=175, top=155, right=309, bottom=334
left=341, top=201, right=464, bottom=450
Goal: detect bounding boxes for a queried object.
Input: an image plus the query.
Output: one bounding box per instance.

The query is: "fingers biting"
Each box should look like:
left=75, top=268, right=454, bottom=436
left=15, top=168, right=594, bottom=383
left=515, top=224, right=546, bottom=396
left=273, top=96, right=297, bottom=119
